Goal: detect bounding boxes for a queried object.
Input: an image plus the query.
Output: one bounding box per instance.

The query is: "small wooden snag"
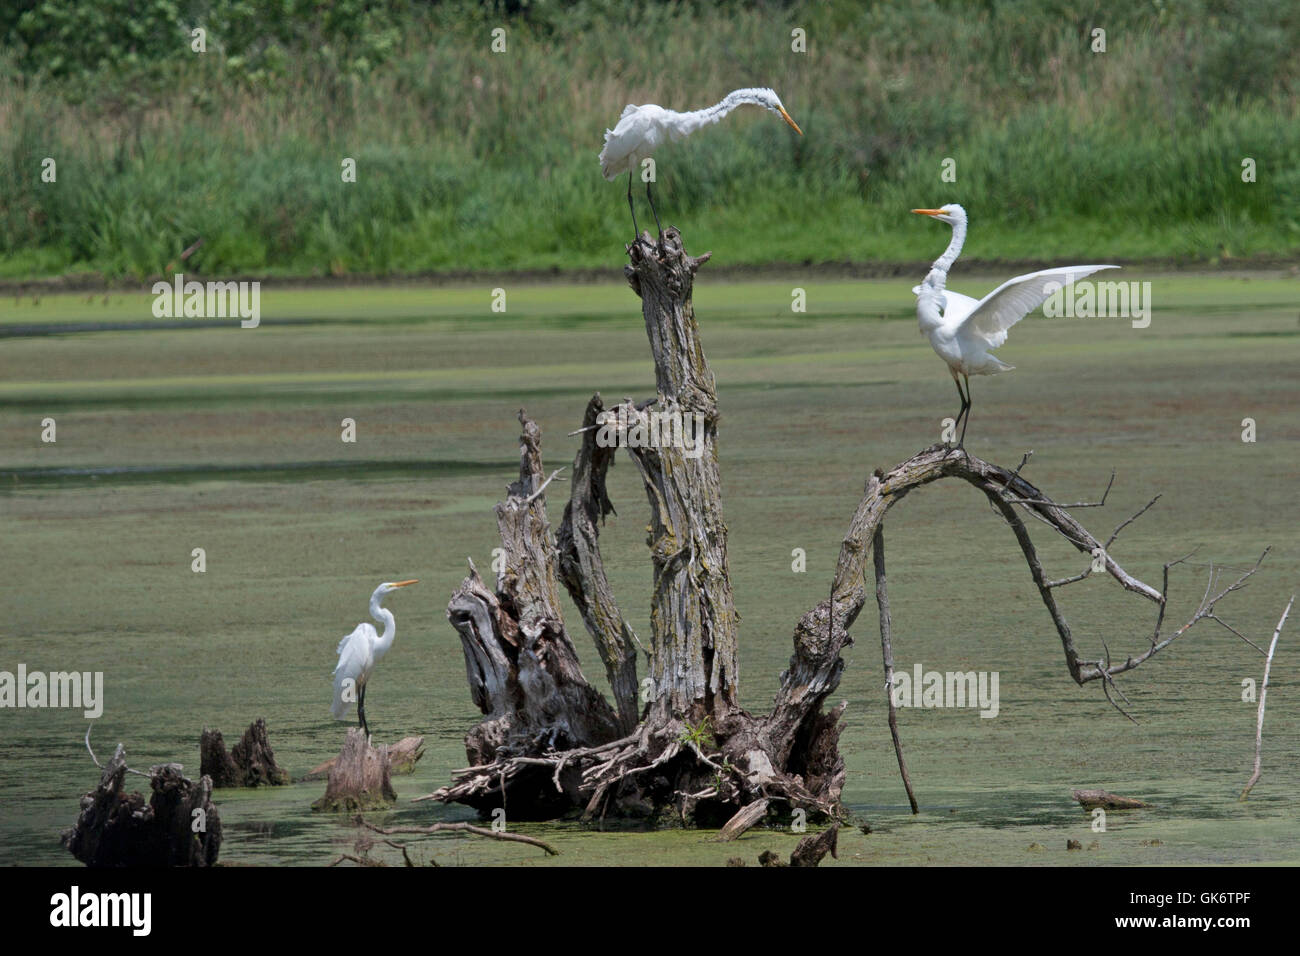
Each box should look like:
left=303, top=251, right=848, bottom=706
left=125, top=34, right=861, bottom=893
left=199, top=727, right=240, bottom=787
left=1072, top=788, right=1149, bottom=811
left=789, top=824, right=840, bottom=867
left=201, top=718, right=289, bottom=787
left=230, top=717, right=290, bottom=785
left=717, top=798, right=770, bottom=842
left=385, top=736, right=426, bottom=774
left=313, top=728, right=397, bottom=812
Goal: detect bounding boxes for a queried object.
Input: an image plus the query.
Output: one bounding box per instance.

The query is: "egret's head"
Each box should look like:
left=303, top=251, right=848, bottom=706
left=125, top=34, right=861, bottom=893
left=377, top=579, right=419, bottom=596
left=912, top=204, right=966, bottom=226
left=753, top=88, right=803, bottom=135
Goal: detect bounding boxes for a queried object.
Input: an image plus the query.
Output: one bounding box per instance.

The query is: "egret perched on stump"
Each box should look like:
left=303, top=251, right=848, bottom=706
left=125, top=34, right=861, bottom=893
left=599, top=87, right=802, bottom=243
left=330, top=579, right=418, bottom=738
left=911, top=204, right=1117, bottom=446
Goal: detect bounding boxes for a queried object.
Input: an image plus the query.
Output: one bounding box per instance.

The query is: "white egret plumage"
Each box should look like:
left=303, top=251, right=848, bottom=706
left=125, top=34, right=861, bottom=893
left=330, top=579, right=418, bottom=737
left=911, top=203, right=1118, bottom=445
left=599, top=87, right=802, bottom=242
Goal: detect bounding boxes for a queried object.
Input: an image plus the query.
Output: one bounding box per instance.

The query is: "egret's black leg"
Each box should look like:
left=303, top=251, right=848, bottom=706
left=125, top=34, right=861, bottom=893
left=645, top=179, right=664, bottom=240
left=358, top=683, right=370, bottom=738
left=626, top=170, right=640, bottom=243
left=950, top=375, right=968, bottom=445
left=958, top=374, right=972, bottom=447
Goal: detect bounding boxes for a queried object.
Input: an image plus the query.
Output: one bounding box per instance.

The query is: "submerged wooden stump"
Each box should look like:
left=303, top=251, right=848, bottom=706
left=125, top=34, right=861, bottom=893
left=381, top=736, right=424, bottom=774
left=312, top=728, right=397, bottom=812
left=199, top=727, right=240, bottom=787
left=790, top=825, right=840, bottom=867
left=62, top=743, right=221, bottom=867
left=201, top=718, right=289, bottom=788
left=303, top=735, right=425, bottom=781
left=1072, top=788, right=1150, bottom=811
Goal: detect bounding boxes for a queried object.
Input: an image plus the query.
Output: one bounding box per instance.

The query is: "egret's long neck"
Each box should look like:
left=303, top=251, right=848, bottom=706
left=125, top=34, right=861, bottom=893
left=923, top=216, right=967, bottom=292
left=670, top=89, right=758, bottom=137
left=370, top=592, right=396, bottom=657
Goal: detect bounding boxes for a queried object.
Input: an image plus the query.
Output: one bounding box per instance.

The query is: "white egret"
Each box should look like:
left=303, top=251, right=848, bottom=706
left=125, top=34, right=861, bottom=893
left=330, top=579, right=418, bottom=737
left=599, top=87, right=802, bottom=242
left=911, top=204, right=1118, bottom=445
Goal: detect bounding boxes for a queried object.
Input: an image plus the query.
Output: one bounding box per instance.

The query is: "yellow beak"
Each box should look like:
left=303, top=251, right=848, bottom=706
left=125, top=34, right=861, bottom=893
left=912, top=208, right=945, bottom=217
left=778, top=106, right=803, bottom=136
left=391, top=579, right=419, bottom=588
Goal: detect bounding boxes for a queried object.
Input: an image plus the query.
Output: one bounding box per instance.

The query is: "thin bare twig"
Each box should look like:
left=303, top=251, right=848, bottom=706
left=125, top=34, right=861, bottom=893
left=84, top=724, right=149, bottom=777
left=1105, top=494, right=1162, bottom=550
left=1003, top=468, right=1116, bottom=508
left=526, top=467, right=566, bottom=503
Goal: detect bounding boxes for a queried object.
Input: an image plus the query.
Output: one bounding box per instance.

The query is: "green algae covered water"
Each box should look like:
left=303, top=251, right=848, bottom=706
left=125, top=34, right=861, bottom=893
left=2, top=276, right=1297, bottom=865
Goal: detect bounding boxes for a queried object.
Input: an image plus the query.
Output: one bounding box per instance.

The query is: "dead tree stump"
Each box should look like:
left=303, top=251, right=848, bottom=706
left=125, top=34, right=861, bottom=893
left=199, top=727, right=240, bottom=788
left=790, top=825, right=840, bottom=867
left=201, top=718, right=289, bottom=788
left=303, top=735, right=425, bottom=780
left=229, top=718, right=289, bottom=786
left=442, top=411, right=622, bottom=817
left=312, top=728, right=397, bottom=812
left=431, top=227, right=1272, bottom=828
left=63, top=743, right=221, bottom=867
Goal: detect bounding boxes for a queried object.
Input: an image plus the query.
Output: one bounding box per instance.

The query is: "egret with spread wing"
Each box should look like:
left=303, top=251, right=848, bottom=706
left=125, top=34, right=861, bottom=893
left=911, top=204, right=1118, bottom=446
left=599, top=87, right=802, bottom=242
left=330, top=579, right=418, bottom=738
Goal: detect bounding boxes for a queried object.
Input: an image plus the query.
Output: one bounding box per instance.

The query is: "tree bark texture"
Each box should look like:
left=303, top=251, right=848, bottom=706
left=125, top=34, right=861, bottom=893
left=200, top=718, right=289, bottom=788
left=63, top=744, right=221, bottom=867
left=312, top=728, right=398, bottom=812
left=621, top=230, right=738, bottom=719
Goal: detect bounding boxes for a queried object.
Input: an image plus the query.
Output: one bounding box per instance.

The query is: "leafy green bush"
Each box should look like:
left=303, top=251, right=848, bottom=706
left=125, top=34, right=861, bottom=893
left=1, top=0, right=1296, bottom=279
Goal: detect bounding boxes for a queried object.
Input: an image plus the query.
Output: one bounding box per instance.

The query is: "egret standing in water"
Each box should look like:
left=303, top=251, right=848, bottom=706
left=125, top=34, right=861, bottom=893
left=599, top=87, right=802, bottom=242
left=331, top=579, right=418, bottom=738
left=911, top=204, right=1117, bottom=446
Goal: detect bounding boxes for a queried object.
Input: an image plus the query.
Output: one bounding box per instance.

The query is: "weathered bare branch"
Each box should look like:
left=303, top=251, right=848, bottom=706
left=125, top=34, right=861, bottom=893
left=556, top=393, right=642, bottom=733
left=1240, top=595, right=1293, bottom=800
left=359, top=819, right=558, bottom=856
left=873, top=526, right=918, bottom=814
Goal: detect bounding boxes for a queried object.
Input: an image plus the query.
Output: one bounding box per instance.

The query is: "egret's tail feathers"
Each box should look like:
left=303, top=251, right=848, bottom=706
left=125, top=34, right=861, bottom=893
left=331, top=674, right=353, bottom=720
left=330, top=693, right=352, bottom=720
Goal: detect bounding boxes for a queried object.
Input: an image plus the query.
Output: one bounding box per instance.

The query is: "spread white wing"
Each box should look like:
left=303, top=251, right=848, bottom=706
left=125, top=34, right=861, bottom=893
left=956, top=265, right=1118, bottom=347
